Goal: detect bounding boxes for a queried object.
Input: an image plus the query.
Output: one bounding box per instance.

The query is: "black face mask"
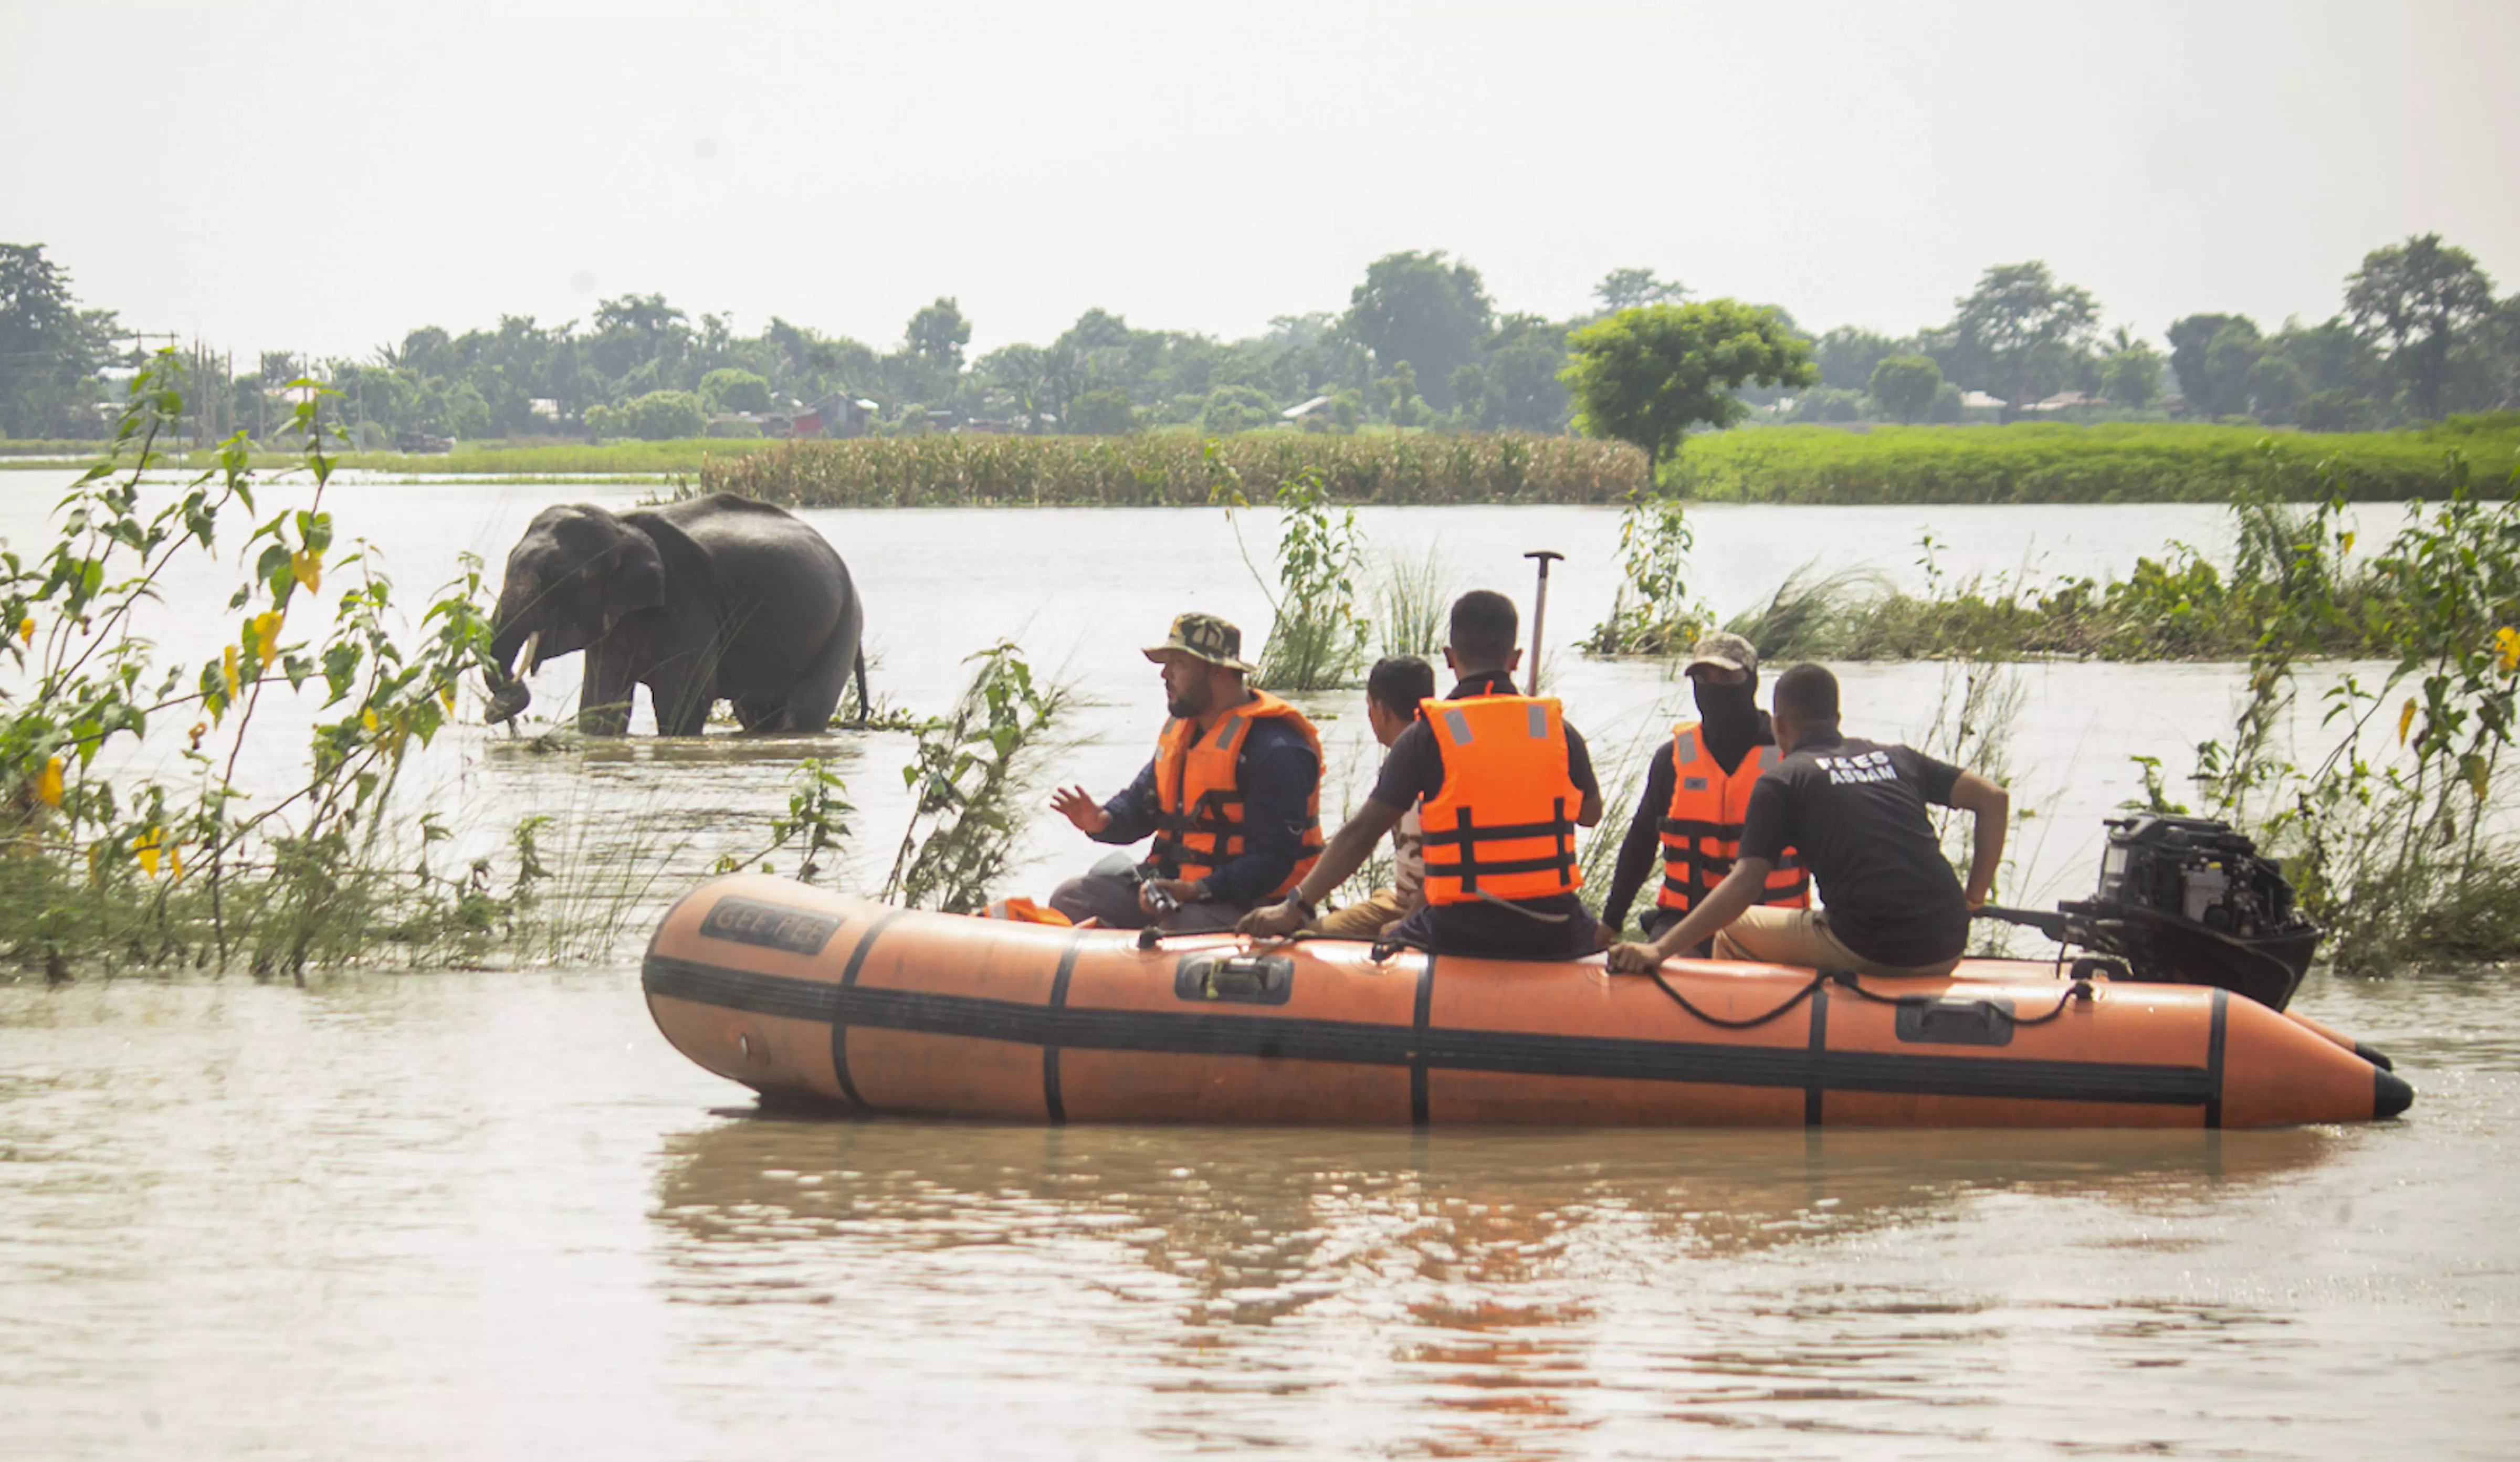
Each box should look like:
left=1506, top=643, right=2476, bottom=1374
left=1693, top=673, right=1762, bottom=766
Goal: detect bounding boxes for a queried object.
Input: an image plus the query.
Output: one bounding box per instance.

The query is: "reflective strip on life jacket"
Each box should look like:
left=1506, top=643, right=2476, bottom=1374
left=1418, top=693, right=1583, bottom=906
left=1148, top=690, right=1325, bottom=899
left=1656, top=723, right=1810, bottom=911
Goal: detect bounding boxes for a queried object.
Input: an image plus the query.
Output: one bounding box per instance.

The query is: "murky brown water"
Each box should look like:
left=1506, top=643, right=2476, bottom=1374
left=4, top=478, right=2515, bottom=1456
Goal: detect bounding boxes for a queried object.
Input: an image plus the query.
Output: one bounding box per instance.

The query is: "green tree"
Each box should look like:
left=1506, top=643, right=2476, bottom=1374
left=2165, top=313, right=2255, bottom=416
left=1200, top=385, right=1278, bottom=435
left=699, top=367, right=772, bottom=414
left=616, top=388, right=706, bottom=440
left=1065, top=387, right=1137, bottom=435
left=2204, top=323, right=2265, bottom=417
left=1561, top=300, right=1816, bottom=468
left=1483, top=313, right=1573, bottom=431
left=0, top=243, right=120, bottom=437
left=1592, top=267, right=1690, bottom=313
left=589, top=293, right=691, bottom=386
left=1867, top=353, right=1943, bottom=423
left=2346, top=232, right=2496, bottom=420
left=1944, top=261, right=2099, bottom=417
left=1371, top=361, right=1430, bottom=426
left=907, top=297, right=971, bottom=375
left=2096, top=330, right=2164, bottom=409
left=1815, top=327, right=1900, bottom=391
left=1341, top=250, right=1492, bottom=411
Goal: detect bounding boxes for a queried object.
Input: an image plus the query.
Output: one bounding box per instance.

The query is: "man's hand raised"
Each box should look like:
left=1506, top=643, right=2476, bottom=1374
left=1050, top=785, right=1111, bottom=835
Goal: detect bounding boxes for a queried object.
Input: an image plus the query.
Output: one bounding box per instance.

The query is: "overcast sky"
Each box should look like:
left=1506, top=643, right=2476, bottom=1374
left=4, top=0, right=2514, bottom=365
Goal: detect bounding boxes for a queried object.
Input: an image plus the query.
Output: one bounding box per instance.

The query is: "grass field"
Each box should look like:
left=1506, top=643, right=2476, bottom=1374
left=1670, top=415, right=2520, bottom=502
left=12, top=416, right=2517, bottom=503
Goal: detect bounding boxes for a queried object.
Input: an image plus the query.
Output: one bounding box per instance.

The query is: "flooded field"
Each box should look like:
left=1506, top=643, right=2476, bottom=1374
left=3, top=476, right=2514, bottom=1458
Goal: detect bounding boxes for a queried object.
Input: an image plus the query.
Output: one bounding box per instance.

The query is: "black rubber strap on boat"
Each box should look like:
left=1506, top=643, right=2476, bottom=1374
left=829, top=910, right=903, bottom=1111
left=1041, top=930, right=1088, bottom=1124
left=1411, top=952, right=1436, bottom=1126
left=1805, top=983, right=1830, bottom=1127
left=2204, top=987, right=2228, bottom=1130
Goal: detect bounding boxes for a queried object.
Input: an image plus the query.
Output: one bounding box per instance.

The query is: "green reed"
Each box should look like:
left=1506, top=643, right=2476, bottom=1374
left=702, top=430, right=1649, bottom=508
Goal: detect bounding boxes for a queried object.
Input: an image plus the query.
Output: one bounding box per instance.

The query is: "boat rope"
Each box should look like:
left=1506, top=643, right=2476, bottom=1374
left=1639, top=966, right=2094, bottom=1031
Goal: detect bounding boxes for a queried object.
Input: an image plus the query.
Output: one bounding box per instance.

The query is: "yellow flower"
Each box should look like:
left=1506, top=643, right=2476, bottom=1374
left=2339, top=531, right=2355, bottom=556
left=361, top=707, right=380, bottom=733
left=15, top=616, right=31, bottom=644
left=2398, top=698, right=2417, bottom=745
left=292, top=549, right=323, bottom=594
left=2496, top=626, right=2520, bottom=675
left=439, top=685, right=456, bottom=712
left=168, top=844, right=185, bottom=880
left=221, top=643, right=240, bottom=702
left=135, top=827, right=163, bottom=876
left=36, top=755, right=63, bottom=807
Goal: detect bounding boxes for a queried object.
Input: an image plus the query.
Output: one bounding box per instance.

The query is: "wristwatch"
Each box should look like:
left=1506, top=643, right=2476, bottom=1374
left=1287, top=888, right=1317, bottom=920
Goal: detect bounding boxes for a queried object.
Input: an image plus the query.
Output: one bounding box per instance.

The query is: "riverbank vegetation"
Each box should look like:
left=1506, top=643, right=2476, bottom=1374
left=2135, top=472, right=2520, bottom=973
left=1668, top=416, right=2520, bottom=503
left=9, top=233, right=2515, bottom=469
left=1, top=360, right=513, bottom=981
left=700, top=431, right=1647, bottom=507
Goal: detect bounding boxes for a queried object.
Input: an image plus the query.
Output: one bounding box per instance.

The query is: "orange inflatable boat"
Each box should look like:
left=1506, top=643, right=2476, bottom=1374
left=644, top=874, right=2412, bottom=1129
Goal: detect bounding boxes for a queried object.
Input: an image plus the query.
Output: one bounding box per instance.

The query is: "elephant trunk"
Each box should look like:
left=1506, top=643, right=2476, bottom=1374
left=484, top=607, right=541, bottom=724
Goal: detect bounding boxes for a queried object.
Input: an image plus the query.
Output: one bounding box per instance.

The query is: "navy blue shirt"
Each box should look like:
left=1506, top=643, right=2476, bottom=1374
left=1096, top=713, right=1319, bottom=907
left=1366, top=670, right=1600, bottom=958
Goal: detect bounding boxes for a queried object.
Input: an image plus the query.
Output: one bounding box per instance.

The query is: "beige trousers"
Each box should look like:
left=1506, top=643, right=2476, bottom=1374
left=1314, top=887, right=1415, bottom=939
left=1713, top=906, right=1962, bottom=979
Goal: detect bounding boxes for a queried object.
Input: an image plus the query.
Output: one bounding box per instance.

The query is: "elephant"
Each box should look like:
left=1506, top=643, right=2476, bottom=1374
left=483, top=492, right=867, bottom=735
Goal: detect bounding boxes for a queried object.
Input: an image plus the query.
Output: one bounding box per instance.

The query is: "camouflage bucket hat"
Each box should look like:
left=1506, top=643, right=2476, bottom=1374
left=1143, top=612, right=1255, bottom=672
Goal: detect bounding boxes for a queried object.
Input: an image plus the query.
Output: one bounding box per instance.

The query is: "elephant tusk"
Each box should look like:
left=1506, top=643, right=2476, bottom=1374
left=522, top=629, right=543, bottom=676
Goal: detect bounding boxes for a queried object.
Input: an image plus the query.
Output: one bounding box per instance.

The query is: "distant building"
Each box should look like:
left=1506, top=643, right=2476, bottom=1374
left=787, top=393, right=878, bottom=438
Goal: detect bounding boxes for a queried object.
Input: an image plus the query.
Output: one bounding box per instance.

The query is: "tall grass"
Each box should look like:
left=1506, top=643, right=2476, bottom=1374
left=0, top=437, right=778, bottom=477
left=704, top=431, right=1650, bottom=508
left=1670, top=417, right=2520, bottom=504
left=1372, top=548, right=1451, bottom=659
left=881, top=643, right=1078, bottom=914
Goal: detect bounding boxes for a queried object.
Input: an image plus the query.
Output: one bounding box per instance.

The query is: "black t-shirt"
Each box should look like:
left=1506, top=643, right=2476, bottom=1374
left=1737, top=730, right=1967, bottom=967
left=1366, top=671, right=1600, bottom=947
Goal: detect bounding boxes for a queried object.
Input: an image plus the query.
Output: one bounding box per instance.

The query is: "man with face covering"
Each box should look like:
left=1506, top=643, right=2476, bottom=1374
left=1594, top=632, right=1809, bottom=953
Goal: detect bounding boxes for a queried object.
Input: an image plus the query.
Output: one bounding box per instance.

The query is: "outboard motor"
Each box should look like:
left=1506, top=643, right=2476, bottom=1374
left=1981, top=816, right=2323, bottom=1010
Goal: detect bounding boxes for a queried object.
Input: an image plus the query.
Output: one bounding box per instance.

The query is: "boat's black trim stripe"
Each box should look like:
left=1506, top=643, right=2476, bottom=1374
left=2204, top=987, right=2228, bottom=1130
left=1042, top=932, right=1087, bottom=1124
left=1805, top=983, right=1830, bottom=1127
left=1410, top=953, right=1435, bottom=1126
left=828, top=911, right=902, bottom=1110
left=646, top=954, right=2217, bottom=1108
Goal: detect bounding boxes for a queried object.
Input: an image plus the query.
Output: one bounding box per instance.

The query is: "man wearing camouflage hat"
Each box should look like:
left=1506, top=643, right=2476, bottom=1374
left=1047, top=613, right=1325, bottom=932
left=1594, top=630, right=1810, bottom=953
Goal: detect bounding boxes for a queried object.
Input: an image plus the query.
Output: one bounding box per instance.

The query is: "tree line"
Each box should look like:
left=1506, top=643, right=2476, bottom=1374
left=2, top=235, right=2514, bottom=447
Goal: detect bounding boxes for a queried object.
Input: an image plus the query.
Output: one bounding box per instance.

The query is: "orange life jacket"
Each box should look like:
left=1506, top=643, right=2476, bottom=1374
left=1418, top=694, right=1583, bottom=906
left=1656, top=720, right=1810, bottom=912
left=1148, top=690, right=1325, bottom=898
left=981, top=897, right=1074, bottom=926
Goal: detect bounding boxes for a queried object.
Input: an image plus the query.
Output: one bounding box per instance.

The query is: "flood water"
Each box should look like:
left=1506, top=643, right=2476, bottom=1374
left=3, top=474, right=2516, bottom=1457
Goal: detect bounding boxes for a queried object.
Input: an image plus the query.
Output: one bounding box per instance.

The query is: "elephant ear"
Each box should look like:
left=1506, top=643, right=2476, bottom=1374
left=602, top=529, right=667, bottom=632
